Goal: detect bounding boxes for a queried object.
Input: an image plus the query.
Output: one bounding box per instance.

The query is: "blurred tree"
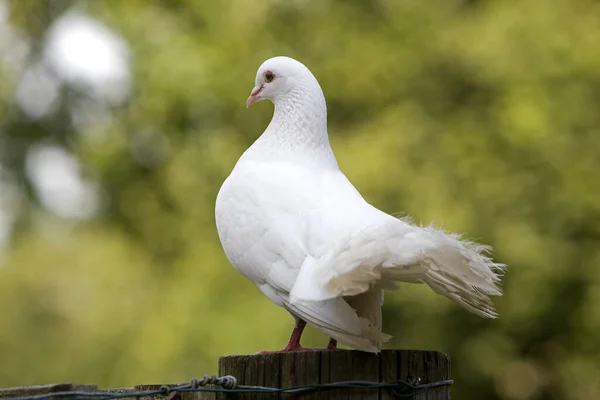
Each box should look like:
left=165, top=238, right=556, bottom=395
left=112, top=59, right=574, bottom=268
left=1, top=0, right=600, bottom=399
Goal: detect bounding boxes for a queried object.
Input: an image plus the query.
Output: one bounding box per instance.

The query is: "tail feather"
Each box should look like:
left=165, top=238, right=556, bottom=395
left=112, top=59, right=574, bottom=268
left=345, top=290, right=392, bottom=349
left=283, top=296, right=389, bottom=353
left=290, top=218, right=506, bottom=318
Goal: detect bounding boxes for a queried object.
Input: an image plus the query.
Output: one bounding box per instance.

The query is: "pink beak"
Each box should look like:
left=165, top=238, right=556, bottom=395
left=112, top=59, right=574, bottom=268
left=246, top=85, right=264, bottom=108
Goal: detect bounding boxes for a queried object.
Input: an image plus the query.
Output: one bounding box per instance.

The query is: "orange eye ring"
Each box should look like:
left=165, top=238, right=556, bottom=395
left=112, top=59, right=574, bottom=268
left=264, top=71, right=275, bottom=83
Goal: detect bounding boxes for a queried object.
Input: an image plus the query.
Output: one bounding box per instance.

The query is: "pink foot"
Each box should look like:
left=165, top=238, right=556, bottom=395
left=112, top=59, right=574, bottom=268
left=255, top=338, right=338, bottom=355
left=255, top=346, right=323, bottom=355
left=255, top=319, right=339, bottom=355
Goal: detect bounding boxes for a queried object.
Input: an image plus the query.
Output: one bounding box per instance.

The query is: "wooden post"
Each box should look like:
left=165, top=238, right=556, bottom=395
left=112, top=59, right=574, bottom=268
left=0, top=350, right=450, bottom=400
left=218, top=350, right=450, bottom=400
left=0, top=384, right=98, bottom=398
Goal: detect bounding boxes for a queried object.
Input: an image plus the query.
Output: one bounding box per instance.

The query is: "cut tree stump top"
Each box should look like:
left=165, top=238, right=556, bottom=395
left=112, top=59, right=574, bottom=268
left=218, top=349, right=450, bottom=400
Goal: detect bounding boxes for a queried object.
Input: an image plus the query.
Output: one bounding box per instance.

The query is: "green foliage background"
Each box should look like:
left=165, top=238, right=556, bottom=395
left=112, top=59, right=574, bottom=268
left=1, top=1, right=600, bottom=399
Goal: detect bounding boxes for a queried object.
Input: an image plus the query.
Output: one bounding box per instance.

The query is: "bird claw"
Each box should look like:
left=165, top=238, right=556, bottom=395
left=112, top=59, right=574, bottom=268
left=255, top=347, right=326, bottom=355
left=255, top=341, right=338, bottom=355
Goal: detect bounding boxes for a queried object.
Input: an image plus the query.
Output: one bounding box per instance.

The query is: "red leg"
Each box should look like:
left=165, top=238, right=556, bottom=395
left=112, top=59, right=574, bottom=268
left=282, top=318, right=307, bottom=351
left=256, top=318, right=337, bottom=354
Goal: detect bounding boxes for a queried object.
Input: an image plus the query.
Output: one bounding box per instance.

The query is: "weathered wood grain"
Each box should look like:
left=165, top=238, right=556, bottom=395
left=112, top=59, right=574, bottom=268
left=218, top=350, right=450, bottom=399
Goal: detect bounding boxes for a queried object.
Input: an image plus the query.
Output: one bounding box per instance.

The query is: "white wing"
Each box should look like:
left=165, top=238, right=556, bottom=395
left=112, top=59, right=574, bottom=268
left=215, top=160, right=389, bottom=351
left=290, top=175, right=506, bottom=318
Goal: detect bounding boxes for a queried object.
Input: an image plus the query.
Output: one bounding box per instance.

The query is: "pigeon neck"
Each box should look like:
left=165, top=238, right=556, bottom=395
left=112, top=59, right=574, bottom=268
left=252, top=85, right=338, bottom=168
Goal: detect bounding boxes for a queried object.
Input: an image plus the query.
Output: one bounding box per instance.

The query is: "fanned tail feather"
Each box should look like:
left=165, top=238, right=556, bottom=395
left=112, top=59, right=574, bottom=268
left=290, top=218, right=506, bottom=318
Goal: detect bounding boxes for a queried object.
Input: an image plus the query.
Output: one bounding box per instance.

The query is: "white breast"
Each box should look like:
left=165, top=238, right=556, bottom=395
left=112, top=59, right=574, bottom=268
left=215, top=159, right=318, bottom=290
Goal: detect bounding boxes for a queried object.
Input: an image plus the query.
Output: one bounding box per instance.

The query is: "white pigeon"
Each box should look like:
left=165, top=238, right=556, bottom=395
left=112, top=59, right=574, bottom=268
left=215, top=56, right=505, bottom=353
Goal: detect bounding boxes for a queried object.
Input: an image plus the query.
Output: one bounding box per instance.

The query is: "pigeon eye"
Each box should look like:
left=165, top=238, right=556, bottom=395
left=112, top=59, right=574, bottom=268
left=264, top=71, right=275, bottom=83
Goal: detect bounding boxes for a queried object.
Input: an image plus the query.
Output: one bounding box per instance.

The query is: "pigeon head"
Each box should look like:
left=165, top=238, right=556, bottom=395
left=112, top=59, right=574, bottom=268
left=246, top=56, right=323, bottom=108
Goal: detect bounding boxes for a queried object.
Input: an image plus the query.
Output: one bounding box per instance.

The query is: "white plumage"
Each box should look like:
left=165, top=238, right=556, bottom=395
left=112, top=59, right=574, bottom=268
left=215, top=56, right=505, bottom=353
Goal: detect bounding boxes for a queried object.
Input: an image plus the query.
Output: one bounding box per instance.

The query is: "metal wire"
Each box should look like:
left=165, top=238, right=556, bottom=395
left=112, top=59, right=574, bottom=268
left=4, top=375, right=453, bottom=400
